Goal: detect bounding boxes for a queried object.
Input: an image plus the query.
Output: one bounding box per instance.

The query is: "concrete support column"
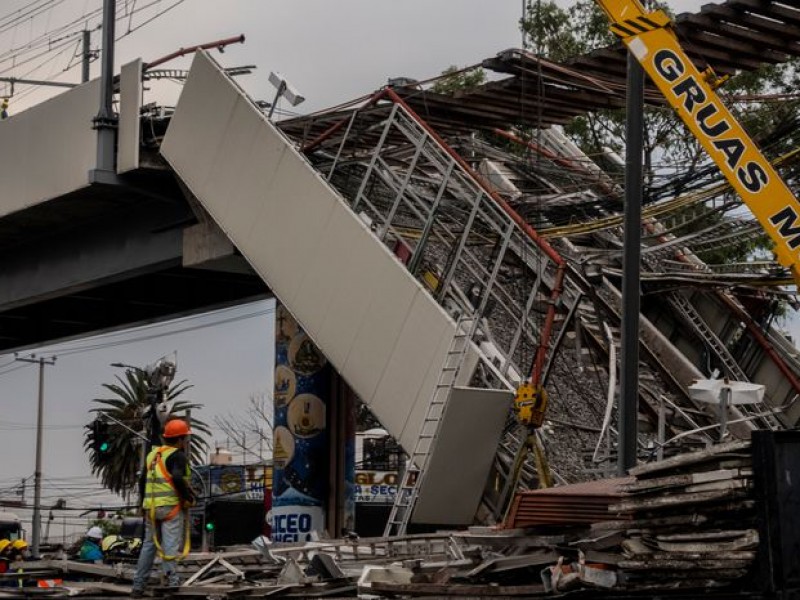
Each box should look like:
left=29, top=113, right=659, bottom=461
left=327, top=374, right=356, bottom=537
left=271, top=304, right=331, bottom=542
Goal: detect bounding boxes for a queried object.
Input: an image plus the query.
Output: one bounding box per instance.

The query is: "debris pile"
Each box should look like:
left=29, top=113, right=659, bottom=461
left=612, top=439, right=758, bottom=591
left=0, top=443, right=764, bottom=598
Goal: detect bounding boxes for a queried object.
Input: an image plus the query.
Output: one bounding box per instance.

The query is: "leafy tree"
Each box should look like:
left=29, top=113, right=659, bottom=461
left=519, top=0, right=800, bottom=270
left=84, top=368, right=209, bottom=498
left=520, top=0, right=613, bottom=61
left=432, top=65, right=486, bottom=95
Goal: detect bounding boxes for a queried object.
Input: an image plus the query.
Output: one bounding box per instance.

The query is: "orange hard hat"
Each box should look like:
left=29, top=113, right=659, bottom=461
left=163, top=419, right=191, bottom=439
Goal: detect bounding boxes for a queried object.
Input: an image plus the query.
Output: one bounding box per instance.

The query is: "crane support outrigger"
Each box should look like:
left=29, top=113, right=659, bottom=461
left=595, top=0, right=800, bottom=284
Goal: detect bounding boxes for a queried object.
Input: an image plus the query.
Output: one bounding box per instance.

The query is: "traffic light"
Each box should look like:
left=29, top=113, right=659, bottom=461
left=205, top=521, right=215, bottom=532
left=92, top=419, right=111, bottom=456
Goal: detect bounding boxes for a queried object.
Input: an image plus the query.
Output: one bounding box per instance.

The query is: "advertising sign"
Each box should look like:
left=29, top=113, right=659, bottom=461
left=271, top=305, right=330, bottom=542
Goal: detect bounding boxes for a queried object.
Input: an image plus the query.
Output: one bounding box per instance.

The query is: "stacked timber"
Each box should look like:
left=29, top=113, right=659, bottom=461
left=609, top=440, right=757, bottom=591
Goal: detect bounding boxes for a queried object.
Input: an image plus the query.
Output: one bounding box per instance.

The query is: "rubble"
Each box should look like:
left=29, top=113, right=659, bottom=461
left=0, top=444, right=767, bottom=598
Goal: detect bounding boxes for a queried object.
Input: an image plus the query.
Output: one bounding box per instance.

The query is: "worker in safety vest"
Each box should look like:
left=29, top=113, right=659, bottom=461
left=9, top=540, right=28, bottom=588
left=131, top=419, right=195, bottom=596
left=78, top=527, right=104, bottom=562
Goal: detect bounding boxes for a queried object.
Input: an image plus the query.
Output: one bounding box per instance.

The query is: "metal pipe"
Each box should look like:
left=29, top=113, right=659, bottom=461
left=619, top=52, right=644, bottom=476
left=0, top=77, right=76, bottom=89
left=144, top=35, right=245, bottom=71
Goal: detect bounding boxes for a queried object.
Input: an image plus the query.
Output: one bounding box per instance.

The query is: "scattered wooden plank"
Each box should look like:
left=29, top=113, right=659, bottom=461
left=609, top=488, right=743, bottom=513
left=655, top=529, right=758, bottom=543
left=629, top=440, right=751, bottom=478
left=619, top=558, right=753, bottom=570
left=61, top=581, right=133, bottom=595
left=590, top=513, right=708, bottom=532
left=620, top=550, right=756, bottom=561
left=366, top=581, right=547, bottom=596
left=683, top=478, right=751, bottom=494
left=464, top=549, right=560, bottom=577
left=619, top=468, right=749, bottom=494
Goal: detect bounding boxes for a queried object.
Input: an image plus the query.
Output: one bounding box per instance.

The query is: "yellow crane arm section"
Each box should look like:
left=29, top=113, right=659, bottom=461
left=595, top=0, right=800, bottom=284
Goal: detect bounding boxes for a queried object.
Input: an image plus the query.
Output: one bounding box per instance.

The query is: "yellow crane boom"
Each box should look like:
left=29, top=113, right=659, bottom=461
left=595, top=0, right=800, bottom=284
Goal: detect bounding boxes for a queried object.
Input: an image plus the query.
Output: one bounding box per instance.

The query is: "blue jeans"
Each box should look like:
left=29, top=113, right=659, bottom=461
left=132, top=506, right=184, bottom=590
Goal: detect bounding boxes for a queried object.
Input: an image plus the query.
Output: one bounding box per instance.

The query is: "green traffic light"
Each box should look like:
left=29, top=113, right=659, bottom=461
left=205, top=522, right=215, bottom=532
left=99, top=442, right=109, bottom=452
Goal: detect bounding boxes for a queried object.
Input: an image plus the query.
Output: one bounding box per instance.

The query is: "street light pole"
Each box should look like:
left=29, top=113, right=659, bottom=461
left=15, top=355, right=56, bottom=559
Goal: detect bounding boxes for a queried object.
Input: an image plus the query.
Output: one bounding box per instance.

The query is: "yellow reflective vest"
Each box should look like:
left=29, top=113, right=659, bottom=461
left=142, top=446, right=188, bottom=509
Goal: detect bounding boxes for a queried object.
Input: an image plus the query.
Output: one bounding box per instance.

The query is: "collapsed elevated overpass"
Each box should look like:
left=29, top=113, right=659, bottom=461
left=4, top=0, right=800, bottom=529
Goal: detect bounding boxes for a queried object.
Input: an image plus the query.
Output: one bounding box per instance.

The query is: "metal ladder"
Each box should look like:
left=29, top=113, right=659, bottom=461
left=668, top=291, right=778, bottom=430
left=669, top=291, right=748, bottom=382
left=384, top=315, right=477, bottom=537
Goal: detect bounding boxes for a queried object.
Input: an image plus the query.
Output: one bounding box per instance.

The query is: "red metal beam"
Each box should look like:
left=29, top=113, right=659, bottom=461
left=144, top=35, right=245, bottom=71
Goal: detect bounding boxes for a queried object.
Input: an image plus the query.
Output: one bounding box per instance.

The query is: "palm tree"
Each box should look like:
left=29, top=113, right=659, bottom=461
left=84, top=368, right=210, bottom=498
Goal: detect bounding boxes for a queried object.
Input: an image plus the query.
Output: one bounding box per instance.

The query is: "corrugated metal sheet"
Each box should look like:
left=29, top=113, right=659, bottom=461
left=506, top=477, right=633, bottom=528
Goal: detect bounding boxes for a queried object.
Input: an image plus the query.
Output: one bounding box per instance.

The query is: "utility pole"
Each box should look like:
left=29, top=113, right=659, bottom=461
left=82, top=29, right=92, bottom=84
left=15, top=354, right=56, bottom=559
left=618, top=51, right=644, bottom=476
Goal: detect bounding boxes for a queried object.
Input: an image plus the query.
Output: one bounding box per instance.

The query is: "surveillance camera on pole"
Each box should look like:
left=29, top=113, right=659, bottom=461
left=146, top=353, right=177, bottom=390
left=267, top=71, right=304, bottom=120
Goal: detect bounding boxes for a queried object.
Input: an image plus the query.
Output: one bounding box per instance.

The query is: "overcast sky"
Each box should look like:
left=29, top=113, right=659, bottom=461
left=0, top=0, right=732, bottom=535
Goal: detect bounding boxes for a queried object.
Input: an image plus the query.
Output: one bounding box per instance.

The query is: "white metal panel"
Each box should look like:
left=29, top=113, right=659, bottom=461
left=291, top=205, right=367, bottom=341
left=0, top=79, right=99, bottom=218
left=219, top=118, right=287, bottom=239
left=118, top=59, right=142, bottom=173
left=161, top=52, right=460, bottom=458
left=160, top=52, right=241, bottom=194
left=245, top=155, right=337, bottom=305
left=200, top=96, right=261, bottom=227
left=289, top=210, right=347, bottom=341
left=313, top=215, right=394, bottom=369
left=372, top=293, right=454, bottom=449
left=412, top=387, right=513, bottom=524
left=342, top=265, right=419, bottom=406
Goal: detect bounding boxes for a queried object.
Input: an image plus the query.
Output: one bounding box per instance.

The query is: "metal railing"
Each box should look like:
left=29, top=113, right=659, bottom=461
left=302, top=89, right=573, bottom=391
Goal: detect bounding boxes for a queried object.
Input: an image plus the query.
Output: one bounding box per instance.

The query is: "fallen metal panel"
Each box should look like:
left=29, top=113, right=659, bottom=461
left=118, top=59, right=142, bottom=173
left=0, top=79, right=99, bottom=218
left=412, top=387, right=512, bottom=525
left=160, top=52, right=459, bottom=456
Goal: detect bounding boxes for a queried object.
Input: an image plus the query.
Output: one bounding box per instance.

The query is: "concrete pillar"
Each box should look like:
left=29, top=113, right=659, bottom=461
left=271, top=304, right=331, bottom=542
left=327, top=374, right=356, bottom=537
